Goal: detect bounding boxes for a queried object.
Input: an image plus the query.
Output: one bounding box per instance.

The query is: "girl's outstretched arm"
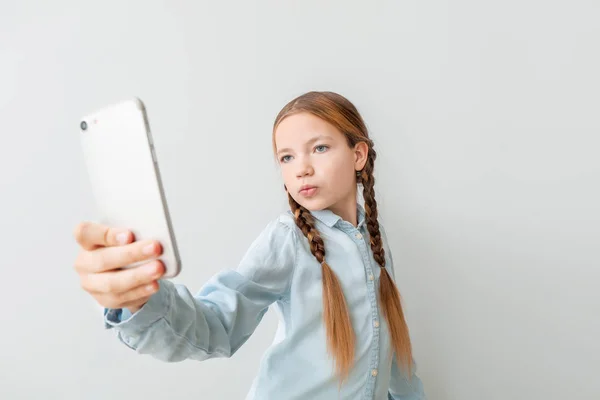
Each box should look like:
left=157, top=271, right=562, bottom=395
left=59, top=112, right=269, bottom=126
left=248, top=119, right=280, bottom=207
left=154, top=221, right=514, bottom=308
left=103, top=217, right=297, bottom=362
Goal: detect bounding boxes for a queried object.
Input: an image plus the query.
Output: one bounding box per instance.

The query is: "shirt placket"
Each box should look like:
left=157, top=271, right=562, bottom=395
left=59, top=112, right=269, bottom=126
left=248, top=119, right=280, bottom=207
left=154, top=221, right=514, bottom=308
left=339, top=222, right=381, bottom=400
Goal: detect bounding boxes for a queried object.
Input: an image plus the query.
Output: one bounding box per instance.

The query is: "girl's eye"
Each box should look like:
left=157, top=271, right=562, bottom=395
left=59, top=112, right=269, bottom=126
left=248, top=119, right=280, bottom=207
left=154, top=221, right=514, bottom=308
left=280, top=155, right=292, bottom=163
left=315, top=145, right=329, bottom=153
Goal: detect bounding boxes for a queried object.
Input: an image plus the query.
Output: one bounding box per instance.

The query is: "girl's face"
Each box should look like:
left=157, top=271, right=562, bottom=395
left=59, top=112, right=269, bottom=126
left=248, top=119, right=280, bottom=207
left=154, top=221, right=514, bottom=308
left=275, top=112, right=368, bottom=216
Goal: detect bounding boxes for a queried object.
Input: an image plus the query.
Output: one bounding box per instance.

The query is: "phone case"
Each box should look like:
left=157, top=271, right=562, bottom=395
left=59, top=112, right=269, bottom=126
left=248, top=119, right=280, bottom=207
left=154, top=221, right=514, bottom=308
left=79, top=97, right=181, bottom=278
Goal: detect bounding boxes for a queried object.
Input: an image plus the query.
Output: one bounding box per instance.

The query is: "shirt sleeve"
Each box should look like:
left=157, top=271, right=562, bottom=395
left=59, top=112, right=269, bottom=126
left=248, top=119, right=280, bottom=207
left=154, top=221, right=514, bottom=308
left=103, top=217, right=297, bottom=362
left=388, top=355, right=426, bottom=399
left=380, top=223, right=427, bottom=400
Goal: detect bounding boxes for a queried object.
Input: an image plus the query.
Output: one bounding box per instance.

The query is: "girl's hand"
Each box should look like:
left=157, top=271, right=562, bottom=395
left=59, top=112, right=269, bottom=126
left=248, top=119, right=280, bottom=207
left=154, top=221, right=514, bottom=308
left=72, top=221, right=165, bottom=313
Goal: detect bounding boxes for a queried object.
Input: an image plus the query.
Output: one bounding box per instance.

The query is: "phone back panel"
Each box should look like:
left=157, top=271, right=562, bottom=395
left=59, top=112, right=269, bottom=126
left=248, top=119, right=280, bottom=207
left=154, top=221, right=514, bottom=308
left=79, top=98, right=180, bottom=278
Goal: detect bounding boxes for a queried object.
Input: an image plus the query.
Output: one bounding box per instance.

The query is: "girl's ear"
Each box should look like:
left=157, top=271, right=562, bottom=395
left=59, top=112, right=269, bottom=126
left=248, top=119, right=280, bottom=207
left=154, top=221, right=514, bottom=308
left=354, top=141, right=369, bottom=171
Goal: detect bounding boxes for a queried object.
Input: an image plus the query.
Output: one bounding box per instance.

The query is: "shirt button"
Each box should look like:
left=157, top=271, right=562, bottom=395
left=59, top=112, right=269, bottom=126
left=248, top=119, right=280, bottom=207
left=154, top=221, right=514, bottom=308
left=373, top=320, right=380, bottom=328
left=355, top=232, right=363, bottom=239
left=371, top=369, right=378, bottom=377
left=368, top=274, right=374, bottom=281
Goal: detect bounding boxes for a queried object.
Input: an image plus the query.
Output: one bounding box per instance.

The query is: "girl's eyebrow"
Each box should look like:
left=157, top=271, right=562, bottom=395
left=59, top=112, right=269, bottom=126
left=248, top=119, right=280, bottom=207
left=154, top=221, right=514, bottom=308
left=277, top=135, right=334, bottom=155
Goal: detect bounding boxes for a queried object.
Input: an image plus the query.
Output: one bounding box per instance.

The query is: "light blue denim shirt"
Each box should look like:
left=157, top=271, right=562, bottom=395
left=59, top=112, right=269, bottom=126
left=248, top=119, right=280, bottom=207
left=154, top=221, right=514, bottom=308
left=104, top=203, right=426, bottom=400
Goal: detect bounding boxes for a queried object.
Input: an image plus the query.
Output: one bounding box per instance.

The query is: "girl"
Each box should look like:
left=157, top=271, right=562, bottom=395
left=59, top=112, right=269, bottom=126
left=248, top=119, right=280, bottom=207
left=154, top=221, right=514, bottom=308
left=73, top=91, right=426, bottom=399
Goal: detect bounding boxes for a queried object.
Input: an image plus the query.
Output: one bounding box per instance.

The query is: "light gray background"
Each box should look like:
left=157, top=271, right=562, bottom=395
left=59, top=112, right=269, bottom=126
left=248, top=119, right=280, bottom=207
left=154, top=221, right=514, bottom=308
left=1, top=1, right=598, bottom=399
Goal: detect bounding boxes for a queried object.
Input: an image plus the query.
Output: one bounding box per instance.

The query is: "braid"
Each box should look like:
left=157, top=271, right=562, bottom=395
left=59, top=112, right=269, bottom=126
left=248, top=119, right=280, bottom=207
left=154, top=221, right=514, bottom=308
left=360, top=149, right=415, bottom=378
left=358, top=148, right=386, bottom=267
left=287, top=195, right=326, bottom=263
left=288, top=193, right=356, bottom=386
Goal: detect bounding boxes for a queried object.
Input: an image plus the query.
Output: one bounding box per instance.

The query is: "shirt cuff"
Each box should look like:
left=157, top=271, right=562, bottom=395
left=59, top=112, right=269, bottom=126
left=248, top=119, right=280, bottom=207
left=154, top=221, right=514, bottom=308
left=103, top=280, right=171, bottom=332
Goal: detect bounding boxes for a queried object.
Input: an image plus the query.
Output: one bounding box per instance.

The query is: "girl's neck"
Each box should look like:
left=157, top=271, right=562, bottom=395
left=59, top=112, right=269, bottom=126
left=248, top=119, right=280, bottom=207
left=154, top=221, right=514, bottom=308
left=326, top=192, right=358, bottom=227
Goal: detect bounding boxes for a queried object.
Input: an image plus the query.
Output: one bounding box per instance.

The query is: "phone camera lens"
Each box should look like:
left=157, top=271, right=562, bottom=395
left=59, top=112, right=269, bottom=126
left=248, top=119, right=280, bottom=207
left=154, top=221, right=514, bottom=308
left=80, top=121, right=88, bottom=131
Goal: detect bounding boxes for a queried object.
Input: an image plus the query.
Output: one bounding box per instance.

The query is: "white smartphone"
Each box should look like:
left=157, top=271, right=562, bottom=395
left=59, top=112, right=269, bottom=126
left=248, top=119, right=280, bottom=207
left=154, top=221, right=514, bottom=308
left=79, top=97, right=181, bottom=278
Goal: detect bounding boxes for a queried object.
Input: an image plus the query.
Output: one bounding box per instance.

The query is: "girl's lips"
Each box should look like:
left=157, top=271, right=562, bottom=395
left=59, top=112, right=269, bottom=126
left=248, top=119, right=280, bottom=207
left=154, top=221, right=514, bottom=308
left=299, top=187, right=318, bottom=197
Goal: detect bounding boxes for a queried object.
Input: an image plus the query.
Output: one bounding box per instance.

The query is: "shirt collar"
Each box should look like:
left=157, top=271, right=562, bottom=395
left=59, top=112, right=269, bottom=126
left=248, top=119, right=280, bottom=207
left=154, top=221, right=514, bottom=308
left=309, top=202, right=366, bottom=229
